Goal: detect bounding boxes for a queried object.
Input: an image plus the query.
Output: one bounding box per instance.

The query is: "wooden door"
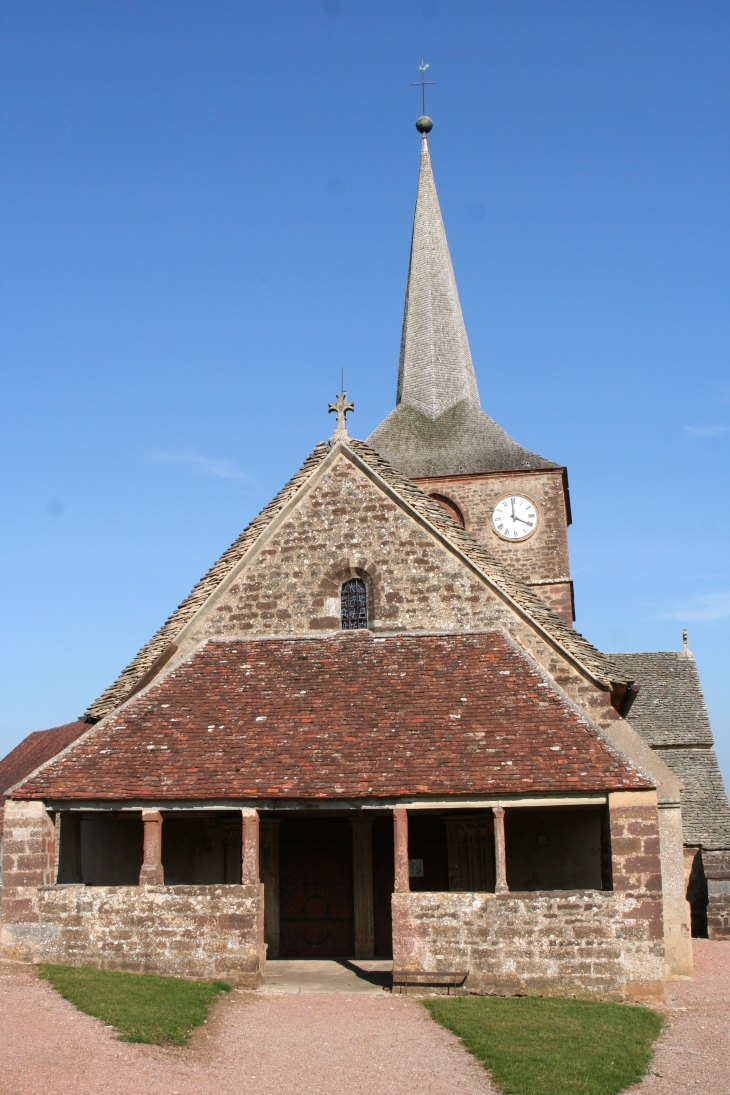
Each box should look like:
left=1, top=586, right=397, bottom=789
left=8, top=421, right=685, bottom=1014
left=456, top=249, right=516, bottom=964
left=279, top=818, right=354, bottom=957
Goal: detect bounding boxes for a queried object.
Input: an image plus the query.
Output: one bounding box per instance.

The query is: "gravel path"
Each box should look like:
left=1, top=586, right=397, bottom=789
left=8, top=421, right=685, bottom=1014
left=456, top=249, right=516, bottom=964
left=0, top=964, right=495, bottom=1095
left=630, top=940, right=730, bottom=1094
left=0, top=941, right=727, bottom=1095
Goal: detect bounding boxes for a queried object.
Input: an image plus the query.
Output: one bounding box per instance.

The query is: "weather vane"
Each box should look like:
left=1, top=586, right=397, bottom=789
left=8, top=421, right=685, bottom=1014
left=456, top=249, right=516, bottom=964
left=412, top=61, right=435, bottom=117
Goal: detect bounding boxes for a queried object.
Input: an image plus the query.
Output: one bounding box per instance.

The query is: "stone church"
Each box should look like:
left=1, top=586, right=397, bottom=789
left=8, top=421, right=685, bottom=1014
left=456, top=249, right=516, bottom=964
left=2, top=116, right=729, bottom=998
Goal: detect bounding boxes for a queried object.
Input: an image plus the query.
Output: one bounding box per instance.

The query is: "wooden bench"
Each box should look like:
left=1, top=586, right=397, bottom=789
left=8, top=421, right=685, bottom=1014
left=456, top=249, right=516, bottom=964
left=392, top=969, right=469, bottom=995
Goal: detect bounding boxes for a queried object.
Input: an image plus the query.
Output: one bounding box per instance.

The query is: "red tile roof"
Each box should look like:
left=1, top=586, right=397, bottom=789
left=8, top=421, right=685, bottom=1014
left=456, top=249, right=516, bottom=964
left=12, top=633, right=652, bottom=802
left=1, top=721, right=90, bottom=798
left=0, top=721, right=90, bottom=836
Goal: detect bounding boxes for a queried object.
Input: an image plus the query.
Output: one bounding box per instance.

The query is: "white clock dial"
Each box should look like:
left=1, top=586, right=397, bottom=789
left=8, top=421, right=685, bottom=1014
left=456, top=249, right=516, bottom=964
left=492, top=495, right=538, bottom=541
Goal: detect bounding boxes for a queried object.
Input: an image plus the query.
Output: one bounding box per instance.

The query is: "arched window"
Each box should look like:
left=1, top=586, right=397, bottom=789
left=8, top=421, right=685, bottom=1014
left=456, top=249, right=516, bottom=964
left=429, top=493, right=465, bottom=527
left=341, top=578, right=368, bottom=630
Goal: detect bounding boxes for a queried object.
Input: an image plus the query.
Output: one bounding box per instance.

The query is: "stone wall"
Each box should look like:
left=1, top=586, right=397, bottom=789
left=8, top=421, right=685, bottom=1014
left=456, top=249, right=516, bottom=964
left=1, top=800, right=56, bottom=890
left=391, top=789, right=666, bottom=1001
left=705, top=850, right=730, bottom=939
left=685, top=847, right=730, bottom=941
left=1, top=883, right=265, bottom=985
left=173, top=452, right=618, bottom=733
left=412, top=468, right=573, bottom=623
left=392, top=888, right=664, bottom=1001
left=0, top=800, right=265, bottom=983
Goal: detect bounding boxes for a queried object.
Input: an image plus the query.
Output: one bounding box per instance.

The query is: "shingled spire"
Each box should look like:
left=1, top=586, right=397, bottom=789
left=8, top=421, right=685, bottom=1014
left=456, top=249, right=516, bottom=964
left=369, top=120, right=557, bottom=478
left=397, top=133, right=480, bottom=419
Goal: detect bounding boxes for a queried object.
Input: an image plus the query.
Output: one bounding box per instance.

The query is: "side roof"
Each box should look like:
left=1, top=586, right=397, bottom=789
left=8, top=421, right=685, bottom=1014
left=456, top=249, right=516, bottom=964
left=611, top=650, right=730, bottom=848
left=611, top=651, right=714, bottom=746
left=0, top=721, right=88, bottom=803
left=85, top=437, right=630, bottom=722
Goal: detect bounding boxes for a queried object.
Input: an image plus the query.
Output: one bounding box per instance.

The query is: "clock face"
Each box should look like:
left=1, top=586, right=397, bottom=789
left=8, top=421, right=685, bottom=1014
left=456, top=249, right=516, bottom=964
left=492, top=495, right=538, bottom=541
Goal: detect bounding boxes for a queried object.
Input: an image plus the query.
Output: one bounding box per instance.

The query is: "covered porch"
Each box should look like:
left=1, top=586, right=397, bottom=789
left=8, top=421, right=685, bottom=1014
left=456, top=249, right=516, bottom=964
left=1, top=791, right=665, bottom=999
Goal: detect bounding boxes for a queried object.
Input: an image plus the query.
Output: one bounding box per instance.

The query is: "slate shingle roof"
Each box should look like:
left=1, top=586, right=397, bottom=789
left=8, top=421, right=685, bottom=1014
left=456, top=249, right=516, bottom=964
left=367, top=400, right=559, bottom=479
left=610, top=651, right=730, bottom=849
left=395, top=136, right=479, bottom=421
left=13, top=632, right=653, bottom=802
left=611, top=652, right=713, bottom=746
left=84, top=439, right=630, bottom=722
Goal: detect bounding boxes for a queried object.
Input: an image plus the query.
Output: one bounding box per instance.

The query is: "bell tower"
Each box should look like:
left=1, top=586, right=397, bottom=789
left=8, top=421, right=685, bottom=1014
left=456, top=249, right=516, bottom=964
left=368, top=117, right=574, bottom=624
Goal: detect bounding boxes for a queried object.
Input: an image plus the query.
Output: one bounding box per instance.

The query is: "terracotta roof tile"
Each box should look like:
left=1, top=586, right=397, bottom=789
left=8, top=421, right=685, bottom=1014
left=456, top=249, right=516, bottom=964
left=1, top=721, right=89, bottom=797
left=17, top=633, right=652, bottom=802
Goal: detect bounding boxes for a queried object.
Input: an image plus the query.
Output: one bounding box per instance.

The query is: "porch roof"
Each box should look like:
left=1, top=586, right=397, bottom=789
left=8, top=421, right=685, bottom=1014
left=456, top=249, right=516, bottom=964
left=11, top=631, right=653, bottom=801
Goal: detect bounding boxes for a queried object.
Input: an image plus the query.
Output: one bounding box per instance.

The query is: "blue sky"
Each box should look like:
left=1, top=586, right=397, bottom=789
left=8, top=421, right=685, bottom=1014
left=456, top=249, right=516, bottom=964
left=1, top=2, right=728, bottom=781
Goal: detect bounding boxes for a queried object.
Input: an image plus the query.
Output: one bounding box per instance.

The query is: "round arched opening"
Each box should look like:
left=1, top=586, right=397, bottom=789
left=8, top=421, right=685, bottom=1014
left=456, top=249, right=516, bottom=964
left=429, top=493, right=465, bottom=527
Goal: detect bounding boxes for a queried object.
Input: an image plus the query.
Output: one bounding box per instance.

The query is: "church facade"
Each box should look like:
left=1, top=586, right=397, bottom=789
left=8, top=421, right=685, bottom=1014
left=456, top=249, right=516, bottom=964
left=2, top=119, right=729, bottom=997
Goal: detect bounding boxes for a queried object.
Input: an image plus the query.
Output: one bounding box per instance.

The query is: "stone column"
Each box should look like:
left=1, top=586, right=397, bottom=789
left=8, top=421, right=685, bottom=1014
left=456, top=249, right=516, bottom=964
left=139, top=810, right=164, bottom=886
left=260, top=820, right=281, bottom=959
left=351, top=816, right=375, bottom=958
left=241, top=808, right=260, bottom=886
left=492, top=806, right=508, bottom=894
left=393, top=807, right=410, bottom=894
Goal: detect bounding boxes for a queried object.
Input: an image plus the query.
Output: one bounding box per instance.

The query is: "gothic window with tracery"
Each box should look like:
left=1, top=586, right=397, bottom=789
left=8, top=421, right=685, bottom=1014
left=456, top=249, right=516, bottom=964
left=341, top=578, right=368, bottom=630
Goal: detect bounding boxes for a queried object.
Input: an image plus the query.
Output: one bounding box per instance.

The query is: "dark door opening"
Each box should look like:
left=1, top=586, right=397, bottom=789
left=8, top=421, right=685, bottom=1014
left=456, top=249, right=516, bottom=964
left=279, top=817, right=354, bottom=957
left=372, top=816, right=394, bottom=958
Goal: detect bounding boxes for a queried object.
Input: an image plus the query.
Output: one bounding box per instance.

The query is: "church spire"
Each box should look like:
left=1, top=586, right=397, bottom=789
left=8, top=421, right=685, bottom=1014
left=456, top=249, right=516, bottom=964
left=368, top=117, right=558, bottom=478
left=397, top=126, right=480, bottom=420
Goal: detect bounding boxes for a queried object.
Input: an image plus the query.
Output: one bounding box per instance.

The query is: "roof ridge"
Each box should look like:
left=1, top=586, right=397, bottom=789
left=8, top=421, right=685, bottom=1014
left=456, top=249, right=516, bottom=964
left=85, top=442, right=331, bottom=720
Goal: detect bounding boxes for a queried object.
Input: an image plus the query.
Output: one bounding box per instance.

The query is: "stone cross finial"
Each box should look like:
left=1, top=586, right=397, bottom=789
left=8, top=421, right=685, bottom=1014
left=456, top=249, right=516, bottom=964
left=328, top=391, right=354, bottom=439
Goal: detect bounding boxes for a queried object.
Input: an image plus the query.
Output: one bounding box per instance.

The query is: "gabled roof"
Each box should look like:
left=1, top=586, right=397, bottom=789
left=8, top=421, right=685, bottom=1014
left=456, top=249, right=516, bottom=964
left=652, top=746, right=730, bottom=849
left=610, top=651, right=714, bottom=746
left=13, top=632, right=652, bottom=802
left=0, top=721, right=88, bottom=821
left=85, top=437, right=629, bottom=722
left=85, top=444, right=328, bottom=719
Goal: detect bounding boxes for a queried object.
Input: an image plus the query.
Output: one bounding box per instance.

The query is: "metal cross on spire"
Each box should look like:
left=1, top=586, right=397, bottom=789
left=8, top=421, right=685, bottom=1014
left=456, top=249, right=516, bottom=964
left=328, top=390, right=354, bottom=440
left=412, top=61, right=435, bottom=116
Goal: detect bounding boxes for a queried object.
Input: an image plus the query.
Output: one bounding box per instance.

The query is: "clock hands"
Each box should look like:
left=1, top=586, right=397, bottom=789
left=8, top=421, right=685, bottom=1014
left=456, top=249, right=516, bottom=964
left=493, top=496, right=537, bottom=540
left=509, top=499, right=532, bottom=528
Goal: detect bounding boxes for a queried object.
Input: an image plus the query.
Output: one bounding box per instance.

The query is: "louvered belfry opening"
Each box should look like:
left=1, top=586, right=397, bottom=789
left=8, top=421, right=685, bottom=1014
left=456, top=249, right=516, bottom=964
left=341, top=578, right=367, bottom=630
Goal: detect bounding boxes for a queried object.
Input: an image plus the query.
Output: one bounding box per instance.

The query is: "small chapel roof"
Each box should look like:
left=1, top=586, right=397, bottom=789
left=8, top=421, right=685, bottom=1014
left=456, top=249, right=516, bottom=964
left=12, top=632, right=652, bottom=802
left=611, top=650, right=714, bottom=747
left=367, top=131, right=557, bottom=478
left=82, top=437, right=631, bottom=722
left=610, top=649, right=730, bottom=848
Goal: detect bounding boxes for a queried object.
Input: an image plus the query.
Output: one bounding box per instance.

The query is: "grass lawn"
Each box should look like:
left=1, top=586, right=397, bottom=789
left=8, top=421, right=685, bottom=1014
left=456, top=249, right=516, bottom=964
left=39, top=964, right=232, bottom=1045
left=424, top=995, right=663, bottom=1095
